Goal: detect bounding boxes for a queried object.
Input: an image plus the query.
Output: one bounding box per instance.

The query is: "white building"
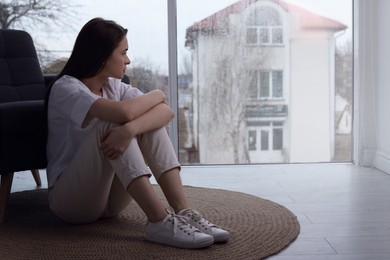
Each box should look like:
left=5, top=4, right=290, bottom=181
left=185, top=0, right=347, bottom=164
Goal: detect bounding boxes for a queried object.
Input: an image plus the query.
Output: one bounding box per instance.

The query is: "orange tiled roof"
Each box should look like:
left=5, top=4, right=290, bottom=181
left=186, top=0, right=347, bottom=45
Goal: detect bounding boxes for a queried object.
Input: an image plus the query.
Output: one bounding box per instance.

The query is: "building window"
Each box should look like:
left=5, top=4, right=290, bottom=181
left=248, top=70, right=283, bottom=99
left=246, top=6, right=283, bottom=45
left=247, top=121, right=283, bottom=152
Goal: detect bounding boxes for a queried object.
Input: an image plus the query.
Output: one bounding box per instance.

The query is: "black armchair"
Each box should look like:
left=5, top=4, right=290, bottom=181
left=0, top=29, right=49, bottom=223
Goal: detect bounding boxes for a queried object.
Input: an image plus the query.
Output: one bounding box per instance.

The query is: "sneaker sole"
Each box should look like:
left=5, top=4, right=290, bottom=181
left=214, top=232, right=230, bottom=243
left=146, top=236, right=214, bottom=249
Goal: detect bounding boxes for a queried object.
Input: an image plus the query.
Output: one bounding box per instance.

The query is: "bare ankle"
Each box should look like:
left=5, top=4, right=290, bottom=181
left=148, top=212, right=168, bottom=223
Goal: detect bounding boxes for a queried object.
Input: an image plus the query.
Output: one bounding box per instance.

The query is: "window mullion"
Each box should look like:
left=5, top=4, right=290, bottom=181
left=167, top=0, right=179, bottom=156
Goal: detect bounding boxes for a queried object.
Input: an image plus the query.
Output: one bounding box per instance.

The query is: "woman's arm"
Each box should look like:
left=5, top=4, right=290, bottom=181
left=122, top=103, right=174, bottom=136
left=100, top=103, right=174, bottom=160
left=88, top=89, right=167, bottom=124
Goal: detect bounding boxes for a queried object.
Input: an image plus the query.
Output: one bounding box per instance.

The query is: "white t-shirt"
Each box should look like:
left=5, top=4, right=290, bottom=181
left=46, top=75, right=143, bottom=188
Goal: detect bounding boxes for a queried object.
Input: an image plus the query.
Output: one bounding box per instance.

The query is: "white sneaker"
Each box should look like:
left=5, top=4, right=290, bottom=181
left=145, top=210, right=214, bottom=249
left=178, top=209, right=230, bottom=243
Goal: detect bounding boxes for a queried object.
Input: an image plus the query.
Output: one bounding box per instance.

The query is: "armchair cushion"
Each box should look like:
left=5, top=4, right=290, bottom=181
left=0, top=100, right=47, bottom=173
left=0, top=29, right=45, bottom=102
left=0, top=100, right=46, bottom=134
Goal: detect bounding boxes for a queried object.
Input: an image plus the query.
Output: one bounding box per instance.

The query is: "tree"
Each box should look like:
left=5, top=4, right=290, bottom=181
left=335, top=40, right=353, bottom=105
left=42, top=57, right=67, bottom=74
left=127, top=60, right=168, bottom=96
left=0, top=0, right=79, bottom=30
left=196, top=22, right=269, bottom=164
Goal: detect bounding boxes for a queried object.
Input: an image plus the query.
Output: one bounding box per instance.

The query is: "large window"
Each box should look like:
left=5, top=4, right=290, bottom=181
left=178, top=0, right=352, bottom=164
left=17, top=0, right=352, bottom=165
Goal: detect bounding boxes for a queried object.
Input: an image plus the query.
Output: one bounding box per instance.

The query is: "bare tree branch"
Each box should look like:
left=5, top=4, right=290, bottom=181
left=1, top=0, right=81, bottom=68
left=0, top=0, right=80, bottom=32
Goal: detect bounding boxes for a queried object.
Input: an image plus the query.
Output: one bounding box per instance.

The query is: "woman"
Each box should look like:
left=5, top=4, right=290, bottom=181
left=45, top=17, right=229, bottom=249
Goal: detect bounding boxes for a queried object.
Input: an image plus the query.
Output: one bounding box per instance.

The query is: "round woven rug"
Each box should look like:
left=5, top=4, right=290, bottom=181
left=0, top=186, right=299, bottom=260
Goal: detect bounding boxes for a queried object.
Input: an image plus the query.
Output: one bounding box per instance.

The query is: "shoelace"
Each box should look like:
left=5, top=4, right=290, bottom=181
left=184, top=209, right=215, bottom=230
left=166, top=209, right=200, bottom=235
left=187, top=209, right=203, bottom=222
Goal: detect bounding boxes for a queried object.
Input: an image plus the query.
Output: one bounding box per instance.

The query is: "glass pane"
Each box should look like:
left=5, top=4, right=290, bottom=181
left=246, top=10, right=257, bottom=26
left=261, top=7, right=282, bottom=26
left=273, top=128, right=283, bottom=150
left=272, top=27, right=283, bottom=44
left=177, top=0, right=352, bottom=164
left=259, top=28, right=269, bottom=43
left=248, top=7, right=282, bottom=26
left=272, top=71, right=283, bottom=98
left=248, top=130, right=257, bottom=150
left=246, top=28, right=258, bottom=44
left=260, top=71, right=270, bottom=97
left=261, top=130, right=269, bottom=150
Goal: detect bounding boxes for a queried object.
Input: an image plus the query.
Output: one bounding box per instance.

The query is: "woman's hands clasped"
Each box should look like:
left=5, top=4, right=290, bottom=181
left=100, top=125, right=134, bottom=160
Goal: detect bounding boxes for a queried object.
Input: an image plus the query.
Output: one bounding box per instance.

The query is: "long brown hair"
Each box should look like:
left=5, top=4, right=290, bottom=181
left=44, top=17, right=128, bottom=130
left=58, top=17, right=128, bottom=79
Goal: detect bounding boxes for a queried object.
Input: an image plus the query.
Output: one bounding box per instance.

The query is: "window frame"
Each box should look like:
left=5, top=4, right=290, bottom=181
left=248, top=70, right=284, bottom=100
left=170, top=0, right=354, bottom=162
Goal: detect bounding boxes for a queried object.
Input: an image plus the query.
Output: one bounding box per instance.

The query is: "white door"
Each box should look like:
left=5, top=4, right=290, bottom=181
left=247, top=122, right=284, bottom=163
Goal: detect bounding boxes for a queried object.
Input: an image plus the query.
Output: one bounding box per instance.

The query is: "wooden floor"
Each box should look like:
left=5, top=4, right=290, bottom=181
left=11, top=163, right=390, bottom=259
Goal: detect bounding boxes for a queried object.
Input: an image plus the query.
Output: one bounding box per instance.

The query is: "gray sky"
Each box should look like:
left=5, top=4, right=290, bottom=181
left=41, top=0, right=352, bottom=74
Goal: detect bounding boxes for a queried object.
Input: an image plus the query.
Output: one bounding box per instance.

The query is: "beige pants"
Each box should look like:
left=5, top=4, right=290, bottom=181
left=48, top=120, right=180, bottom=224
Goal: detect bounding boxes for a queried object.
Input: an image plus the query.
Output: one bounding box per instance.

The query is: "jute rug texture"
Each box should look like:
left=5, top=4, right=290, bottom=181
left=0, top=186, right=300, bottom=259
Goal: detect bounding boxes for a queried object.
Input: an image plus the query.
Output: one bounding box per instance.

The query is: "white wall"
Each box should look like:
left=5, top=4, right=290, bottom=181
left=289, top=35, right=333, bottom=162
left=374, top=0, right=390, bottom=173
left=356, top=0, right=390, bottom=174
